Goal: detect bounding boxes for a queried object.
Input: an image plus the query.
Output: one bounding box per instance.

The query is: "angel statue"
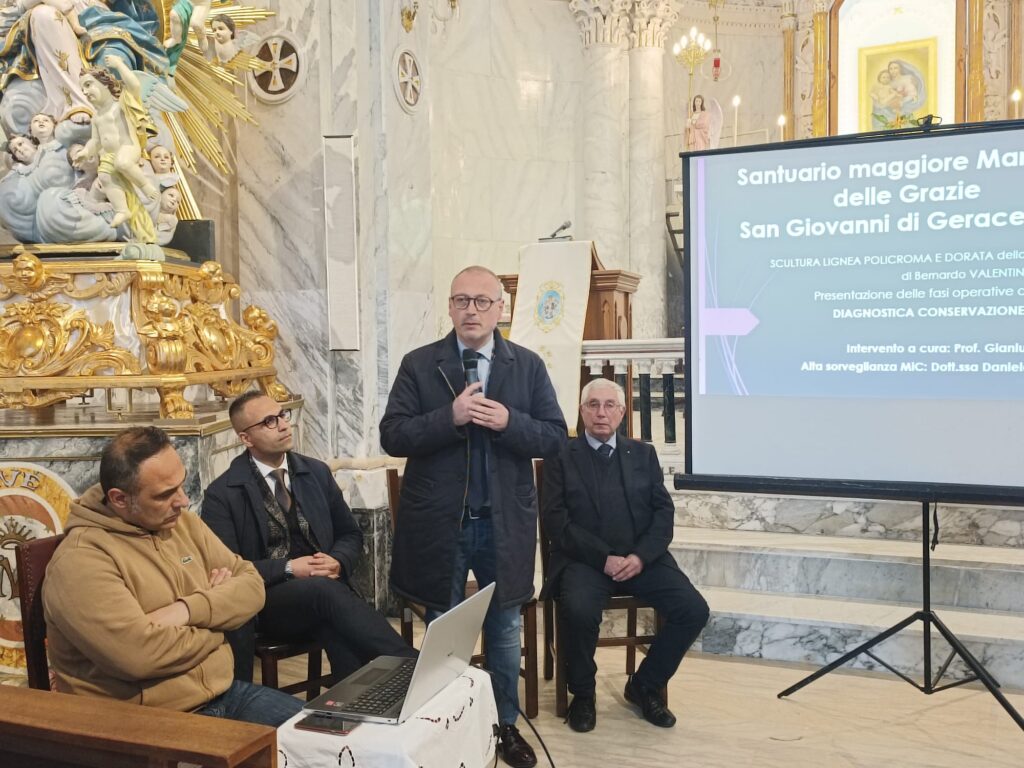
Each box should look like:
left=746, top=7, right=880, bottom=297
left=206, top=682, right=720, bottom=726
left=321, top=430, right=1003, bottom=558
left=687, top=94, right=724, bottom=151
left=80, top=55, right=180, bottom=240
left=163, top=0, right=214, bottom=75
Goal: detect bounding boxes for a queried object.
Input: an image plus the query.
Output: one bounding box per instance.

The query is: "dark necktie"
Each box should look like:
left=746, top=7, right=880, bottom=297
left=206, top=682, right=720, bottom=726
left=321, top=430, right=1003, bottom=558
left=467, top=353, right=490, bottom=511
left=597, top=443, right=613, bottom=462
left=271, top=468, right=292, bottom=512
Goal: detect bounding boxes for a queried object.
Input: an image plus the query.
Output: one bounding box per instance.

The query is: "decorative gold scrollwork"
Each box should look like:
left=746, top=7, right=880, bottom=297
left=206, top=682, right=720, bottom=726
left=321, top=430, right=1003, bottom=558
left=1, top=256, right=292, bottom=418
left=0, top=301, right=140, bottom=377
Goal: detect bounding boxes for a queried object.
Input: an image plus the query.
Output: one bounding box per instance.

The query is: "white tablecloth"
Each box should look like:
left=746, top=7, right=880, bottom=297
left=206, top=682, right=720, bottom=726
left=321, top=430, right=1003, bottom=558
left=278, top=666, right=498, bottom=768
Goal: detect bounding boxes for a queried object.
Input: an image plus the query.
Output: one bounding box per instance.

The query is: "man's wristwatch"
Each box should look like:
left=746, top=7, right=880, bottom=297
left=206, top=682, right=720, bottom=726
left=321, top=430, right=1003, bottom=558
left=283, top=560, right=294, bottom=580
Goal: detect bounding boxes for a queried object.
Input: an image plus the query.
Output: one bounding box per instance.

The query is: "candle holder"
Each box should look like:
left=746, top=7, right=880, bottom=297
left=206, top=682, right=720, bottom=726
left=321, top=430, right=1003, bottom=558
left=673, top=26, right=712, bottom=140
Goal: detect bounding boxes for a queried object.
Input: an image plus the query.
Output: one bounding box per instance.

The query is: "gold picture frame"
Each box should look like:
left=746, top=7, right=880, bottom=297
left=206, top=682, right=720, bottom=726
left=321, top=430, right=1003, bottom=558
left=858, top=38, right=938, bottom=131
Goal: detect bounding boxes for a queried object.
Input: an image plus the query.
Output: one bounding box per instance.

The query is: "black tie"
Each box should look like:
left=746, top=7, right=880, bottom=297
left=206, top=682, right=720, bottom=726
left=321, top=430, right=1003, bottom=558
left=467, top=353, right=489, bottom=512
left=597, top=443, right=613, bottom=462
left=271, top=468, right=292, bottom=512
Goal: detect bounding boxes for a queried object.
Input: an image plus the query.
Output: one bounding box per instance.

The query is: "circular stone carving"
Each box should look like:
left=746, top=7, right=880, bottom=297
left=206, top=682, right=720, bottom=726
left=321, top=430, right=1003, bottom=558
left=249, top=34, right=303, bottom=104
left=393, top=49, right=423, bottom=114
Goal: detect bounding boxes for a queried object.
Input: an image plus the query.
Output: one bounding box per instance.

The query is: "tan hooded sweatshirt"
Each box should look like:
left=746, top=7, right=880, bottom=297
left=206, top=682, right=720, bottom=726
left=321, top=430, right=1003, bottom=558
left=42, top=484, right=265, bottom=711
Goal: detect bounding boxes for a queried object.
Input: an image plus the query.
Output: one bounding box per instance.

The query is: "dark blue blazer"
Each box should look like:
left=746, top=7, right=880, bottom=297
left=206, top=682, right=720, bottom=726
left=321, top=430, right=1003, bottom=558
left=201, top=450, right=363, bottom=586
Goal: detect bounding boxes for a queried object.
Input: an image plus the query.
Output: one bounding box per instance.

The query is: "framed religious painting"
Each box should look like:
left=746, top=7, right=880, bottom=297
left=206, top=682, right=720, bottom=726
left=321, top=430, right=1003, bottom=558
left=858, top=38, right=938, bottom=131
left=829, top=0, right=966, bottom=135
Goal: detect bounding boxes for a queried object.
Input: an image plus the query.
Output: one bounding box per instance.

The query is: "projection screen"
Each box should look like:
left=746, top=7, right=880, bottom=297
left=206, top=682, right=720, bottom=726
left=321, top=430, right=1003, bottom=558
left=683, top=121, right=1024, bottom=494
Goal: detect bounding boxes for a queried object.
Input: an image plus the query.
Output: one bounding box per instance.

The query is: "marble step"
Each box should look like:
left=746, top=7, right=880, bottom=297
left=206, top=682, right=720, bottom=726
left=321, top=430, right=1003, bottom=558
left=670, top=489, right=1024, bottom=549
left=671, top=527, right=1024, bottom=612
left=695, top=586, right=1024, bottom=692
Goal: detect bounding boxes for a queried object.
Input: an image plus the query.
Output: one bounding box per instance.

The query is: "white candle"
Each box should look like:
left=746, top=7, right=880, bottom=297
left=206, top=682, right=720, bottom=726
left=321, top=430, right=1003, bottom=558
left=732, top=95, right=740, bottom=147
left=1012, top=89, right=1022, bottom=120
left=777, top=114, right=786, bottom=142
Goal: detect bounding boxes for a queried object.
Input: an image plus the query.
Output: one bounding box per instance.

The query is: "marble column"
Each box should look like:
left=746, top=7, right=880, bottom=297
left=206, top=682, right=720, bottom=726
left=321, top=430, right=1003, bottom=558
left=967, top=0, right=986, bottom=121
left=781, top=2, right=796, bottom=141
left=627, top=1, right=676, bottom=338
left=571, top=0, right=631, bottom=270
left=811, top=0, right=827, bottom=137
left=1012, top=1, right=1022, bottom=117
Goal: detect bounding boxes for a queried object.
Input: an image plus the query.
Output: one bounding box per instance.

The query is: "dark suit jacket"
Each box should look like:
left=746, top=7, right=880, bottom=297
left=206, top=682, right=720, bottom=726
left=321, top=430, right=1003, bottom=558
left=380, top=329, right=566, bottom=610
left=201, top=450, right=363, bottom=585
left=201, top=450, right=363, bottom=680
left=540, top=435, right=679, bottom=599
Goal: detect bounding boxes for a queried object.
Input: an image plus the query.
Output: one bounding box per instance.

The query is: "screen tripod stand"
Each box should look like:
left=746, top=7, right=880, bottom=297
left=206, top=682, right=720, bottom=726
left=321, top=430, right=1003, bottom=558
left=776, top=500, right=1023, bottom=730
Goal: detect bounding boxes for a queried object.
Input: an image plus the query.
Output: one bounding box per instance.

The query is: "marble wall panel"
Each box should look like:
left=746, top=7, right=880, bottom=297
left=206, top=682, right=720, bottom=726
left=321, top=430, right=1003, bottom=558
left=235, top=3, right=331, bottom=459
left=430, top=0, right=583, bottom=322
left=672, top=489, right=1024, bottom=548
left=698, top=615, right=1024, bottom=690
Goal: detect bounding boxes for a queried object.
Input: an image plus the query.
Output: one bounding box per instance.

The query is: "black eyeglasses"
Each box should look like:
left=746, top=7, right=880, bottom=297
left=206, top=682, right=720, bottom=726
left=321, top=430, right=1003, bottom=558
left=241, top=409, right=292, bottom=432
left=449, top=294, right=501, bottom=311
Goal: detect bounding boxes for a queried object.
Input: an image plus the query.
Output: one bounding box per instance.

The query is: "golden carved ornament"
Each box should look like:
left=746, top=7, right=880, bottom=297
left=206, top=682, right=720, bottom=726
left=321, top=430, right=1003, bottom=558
left=0, top=301, right=140, bottom=378
left=0, top=257, right=292, bottom=419
left=0, top=253, right=133, bottom=302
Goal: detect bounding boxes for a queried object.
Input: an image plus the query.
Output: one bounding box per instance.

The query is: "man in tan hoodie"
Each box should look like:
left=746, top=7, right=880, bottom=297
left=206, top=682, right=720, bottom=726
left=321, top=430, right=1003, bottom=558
left=43, top=426, right=303, bottom=726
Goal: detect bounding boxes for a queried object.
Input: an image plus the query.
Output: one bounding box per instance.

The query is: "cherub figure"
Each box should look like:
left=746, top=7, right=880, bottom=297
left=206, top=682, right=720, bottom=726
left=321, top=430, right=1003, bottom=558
left=164, top=0, right=212, bottom=63
left=157, top=184, right=180, bottom=237
left=29, top=113, right=59, bottom=149
left=6, top=134, right=39, bottom=167
left=210, top=13, right=238, bottom=65
left=80, top=55, right=159, bottom=239
left=147, top=143, right=179, bottom=189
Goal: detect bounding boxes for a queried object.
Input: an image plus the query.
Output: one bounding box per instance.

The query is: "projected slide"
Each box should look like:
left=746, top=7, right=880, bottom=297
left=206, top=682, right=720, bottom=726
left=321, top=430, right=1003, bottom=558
left=685, top=124, right=1024, bottom=489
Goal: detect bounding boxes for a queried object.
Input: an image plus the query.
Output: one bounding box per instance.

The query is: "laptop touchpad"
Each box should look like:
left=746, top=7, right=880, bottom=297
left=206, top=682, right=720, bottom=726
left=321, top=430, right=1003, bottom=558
left=352, top=667, right=390, bottom=685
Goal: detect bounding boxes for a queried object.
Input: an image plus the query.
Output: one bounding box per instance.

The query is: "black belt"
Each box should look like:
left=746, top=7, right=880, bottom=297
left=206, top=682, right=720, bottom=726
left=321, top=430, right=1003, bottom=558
left=463, top=505, right=491, bottom=525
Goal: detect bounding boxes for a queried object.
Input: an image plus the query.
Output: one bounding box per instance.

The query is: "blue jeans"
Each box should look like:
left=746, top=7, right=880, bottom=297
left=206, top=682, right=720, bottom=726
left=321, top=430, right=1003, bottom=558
left=196, top=680, right=303, bottom=727
left=426, top=516, right=523, bottom=726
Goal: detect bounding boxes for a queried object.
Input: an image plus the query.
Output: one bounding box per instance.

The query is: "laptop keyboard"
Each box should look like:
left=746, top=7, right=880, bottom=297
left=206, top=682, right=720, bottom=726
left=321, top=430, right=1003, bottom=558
left=344, top=658, right=417, bottom=715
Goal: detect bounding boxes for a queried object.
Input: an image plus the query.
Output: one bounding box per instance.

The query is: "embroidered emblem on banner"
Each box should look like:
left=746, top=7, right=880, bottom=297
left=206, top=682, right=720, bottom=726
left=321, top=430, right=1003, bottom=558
left=534, top=282, right=565, bottom=333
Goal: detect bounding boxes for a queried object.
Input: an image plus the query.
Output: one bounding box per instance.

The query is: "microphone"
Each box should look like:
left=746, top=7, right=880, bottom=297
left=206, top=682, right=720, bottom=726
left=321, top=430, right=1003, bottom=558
left=462, top=348, right=481, bottom=389
left=547, top=220, right=571, bottom=239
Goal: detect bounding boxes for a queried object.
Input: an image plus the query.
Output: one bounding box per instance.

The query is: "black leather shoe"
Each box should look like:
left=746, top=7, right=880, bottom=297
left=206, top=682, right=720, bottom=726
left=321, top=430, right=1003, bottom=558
left=497, top=723, right=538, bottom=768
left=565, top=695, right=597, bottom=732
left=624, top=675, right=676, bottom=728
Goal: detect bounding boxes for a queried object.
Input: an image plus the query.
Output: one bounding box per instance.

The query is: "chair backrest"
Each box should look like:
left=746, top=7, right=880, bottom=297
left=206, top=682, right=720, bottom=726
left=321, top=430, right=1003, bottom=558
left=386, top=467, right=402, bottom=534
left=534, top=459, right=550, bottom=577
left=16, top=534, right=65, bottom=691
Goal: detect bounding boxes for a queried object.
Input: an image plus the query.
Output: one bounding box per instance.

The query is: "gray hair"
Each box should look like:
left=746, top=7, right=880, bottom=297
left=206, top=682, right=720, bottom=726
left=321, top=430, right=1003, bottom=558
left=580, top=378, right=625, bottom=406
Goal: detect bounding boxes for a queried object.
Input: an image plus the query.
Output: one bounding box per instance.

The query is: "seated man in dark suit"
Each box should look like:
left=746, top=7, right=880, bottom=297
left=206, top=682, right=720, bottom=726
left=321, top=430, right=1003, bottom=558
left=541, top=378, right=709, bottom=733
left=203, top=391, right=414, bottom=684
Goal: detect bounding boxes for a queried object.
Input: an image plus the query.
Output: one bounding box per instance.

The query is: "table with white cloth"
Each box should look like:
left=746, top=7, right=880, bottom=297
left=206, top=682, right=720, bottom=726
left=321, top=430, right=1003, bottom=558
left=277, top=666, right=499, bottom=768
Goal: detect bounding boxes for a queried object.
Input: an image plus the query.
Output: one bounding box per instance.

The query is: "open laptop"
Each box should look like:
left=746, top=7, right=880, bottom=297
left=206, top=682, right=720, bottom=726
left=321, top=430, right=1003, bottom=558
left=302, top=582, right=494, bottom=725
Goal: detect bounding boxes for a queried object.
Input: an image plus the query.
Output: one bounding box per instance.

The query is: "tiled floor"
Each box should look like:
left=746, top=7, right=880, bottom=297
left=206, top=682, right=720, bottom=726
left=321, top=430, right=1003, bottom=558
left=277, top=640, right=1024, bottom=767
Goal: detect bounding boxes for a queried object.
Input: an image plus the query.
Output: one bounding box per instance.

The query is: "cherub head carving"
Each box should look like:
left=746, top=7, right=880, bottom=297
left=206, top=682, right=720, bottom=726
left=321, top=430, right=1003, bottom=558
left=7, top=134, right=39, bottom=165
left=211, top=14, right=236, bottom=44
left=12, top=253, right=46, bottom=292
left=29, top=113, right=56, bottom=143
left=80, top=67, right=121, bottom=106
left=149, top=145, right=174, bottom=175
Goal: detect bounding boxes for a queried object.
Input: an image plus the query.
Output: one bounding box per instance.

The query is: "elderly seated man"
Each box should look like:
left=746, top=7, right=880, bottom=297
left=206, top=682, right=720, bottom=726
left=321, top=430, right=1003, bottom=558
left=541, top=378, right=709, bottom=733
left=43, top=426, right=302, bottom=726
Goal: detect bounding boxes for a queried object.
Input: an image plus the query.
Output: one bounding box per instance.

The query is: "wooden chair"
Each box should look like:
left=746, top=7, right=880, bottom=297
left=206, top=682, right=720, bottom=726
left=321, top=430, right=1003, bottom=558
left=386, top=467, right=539, bottom=718
left=254, top=635, right=332, bottom=700
left=535, top=459, right=667, bottom=718
left=15, top=534, right=65, bottom=691
left=17, top=533, right=328, bottom=701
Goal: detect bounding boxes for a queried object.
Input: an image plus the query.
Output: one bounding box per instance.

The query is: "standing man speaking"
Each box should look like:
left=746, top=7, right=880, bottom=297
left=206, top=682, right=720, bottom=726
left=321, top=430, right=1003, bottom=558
left=381, top=266, right=566, bottom=768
